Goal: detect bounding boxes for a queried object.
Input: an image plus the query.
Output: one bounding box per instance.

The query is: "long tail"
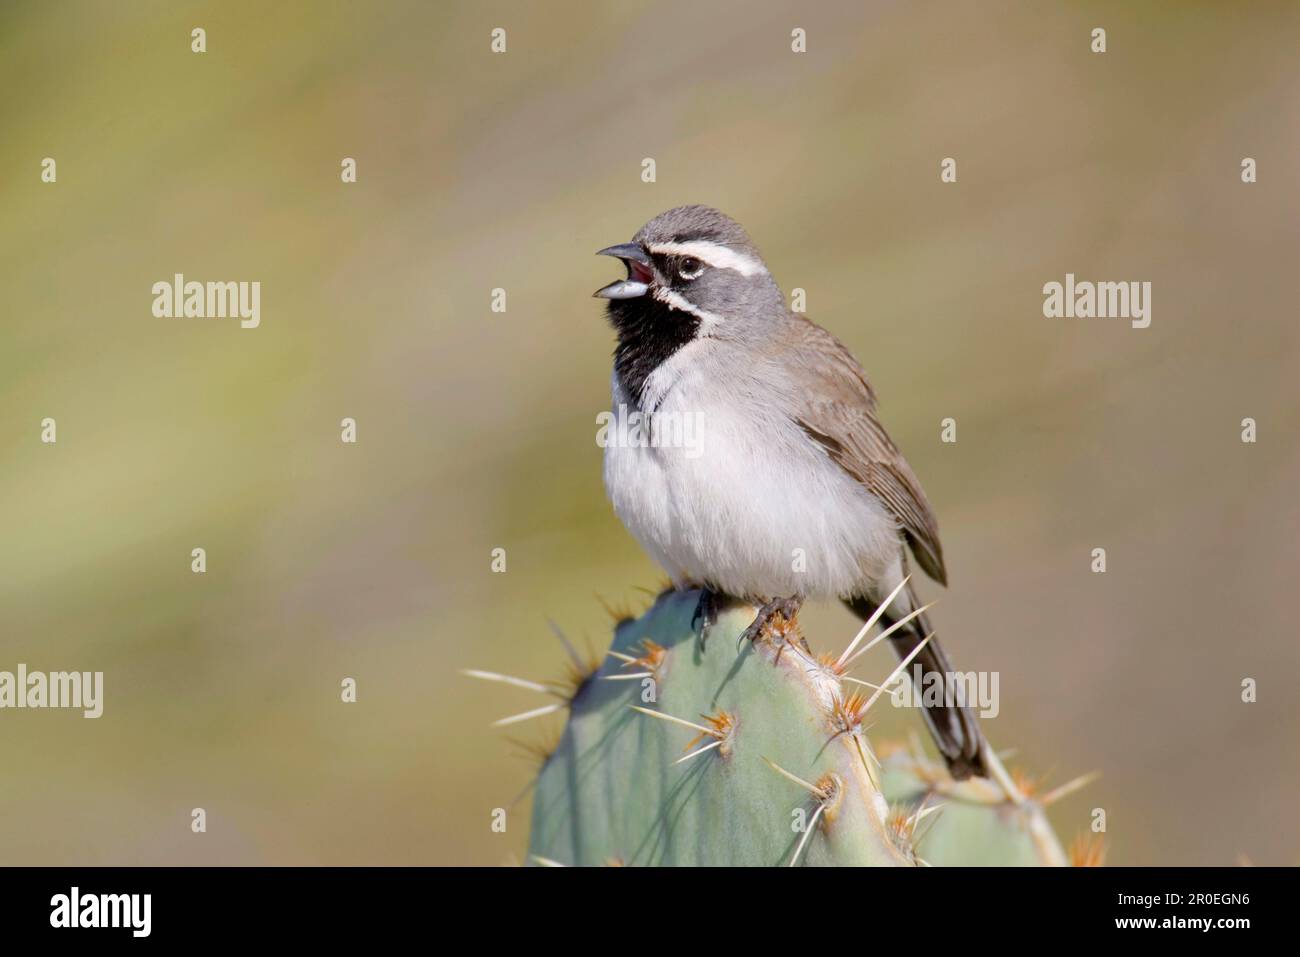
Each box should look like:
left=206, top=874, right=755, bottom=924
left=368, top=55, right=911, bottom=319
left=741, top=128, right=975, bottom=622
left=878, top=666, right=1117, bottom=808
left=844, top=585, right=988, bottom=780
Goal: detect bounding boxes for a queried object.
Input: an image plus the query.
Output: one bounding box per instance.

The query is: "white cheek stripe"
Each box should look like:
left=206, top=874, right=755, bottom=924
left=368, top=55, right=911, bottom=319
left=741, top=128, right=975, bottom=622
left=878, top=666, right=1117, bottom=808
left=653, top=287, right=725, bottom=330
left=647, top=240, right=767, bottom=277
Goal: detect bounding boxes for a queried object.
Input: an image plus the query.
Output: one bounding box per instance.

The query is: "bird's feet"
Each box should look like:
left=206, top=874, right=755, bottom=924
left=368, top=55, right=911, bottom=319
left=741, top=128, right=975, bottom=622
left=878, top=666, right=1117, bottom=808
left=692, top=587, right=741, bottom=646
left=738, top=595, right=804, bottom=647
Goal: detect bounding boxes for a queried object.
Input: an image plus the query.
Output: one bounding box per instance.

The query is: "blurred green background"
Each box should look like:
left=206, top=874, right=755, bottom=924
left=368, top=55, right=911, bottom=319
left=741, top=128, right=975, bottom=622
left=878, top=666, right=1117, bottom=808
left=2, top=1, right=1297, bottom=865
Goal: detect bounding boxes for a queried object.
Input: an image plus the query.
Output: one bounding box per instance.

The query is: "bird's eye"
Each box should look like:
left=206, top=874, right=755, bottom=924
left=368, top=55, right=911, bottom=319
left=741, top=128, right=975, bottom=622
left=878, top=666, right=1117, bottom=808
left=678, top=257, right=704, bottom=281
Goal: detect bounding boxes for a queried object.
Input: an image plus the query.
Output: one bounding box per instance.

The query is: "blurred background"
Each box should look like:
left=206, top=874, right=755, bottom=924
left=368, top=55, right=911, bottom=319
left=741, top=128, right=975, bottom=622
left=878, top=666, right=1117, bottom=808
left=1, top=1, right=1297, bottom=866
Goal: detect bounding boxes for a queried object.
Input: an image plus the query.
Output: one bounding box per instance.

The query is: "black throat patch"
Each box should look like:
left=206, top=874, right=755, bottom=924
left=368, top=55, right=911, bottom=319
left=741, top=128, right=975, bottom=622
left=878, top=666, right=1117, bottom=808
left=607, top=296, right=700, bottom=409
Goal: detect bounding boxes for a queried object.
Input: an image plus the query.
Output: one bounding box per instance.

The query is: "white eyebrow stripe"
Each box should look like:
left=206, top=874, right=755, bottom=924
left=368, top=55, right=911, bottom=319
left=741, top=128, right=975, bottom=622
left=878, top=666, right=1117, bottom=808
left=652, top=287, right=725, bottom=330
left=647, top=240, right=767, bottom=277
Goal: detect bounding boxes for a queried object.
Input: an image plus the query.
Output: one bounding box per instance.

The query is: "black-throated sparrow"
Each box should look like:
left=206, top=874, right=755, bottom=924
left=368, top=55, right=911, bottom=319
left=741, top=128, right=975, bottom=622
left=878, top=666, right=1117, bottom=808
left=594, top=205, right=987, bottom=780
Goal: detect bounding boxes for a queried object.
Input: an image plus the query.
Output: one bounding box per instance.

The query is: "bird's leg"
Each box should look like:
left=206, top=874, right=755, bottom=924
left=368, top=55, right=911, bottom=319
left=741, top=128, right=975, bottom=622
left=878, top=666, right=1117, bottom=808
left=692, top=587, right=743, bottom=646
left=737, top=595, right=804, bottom=647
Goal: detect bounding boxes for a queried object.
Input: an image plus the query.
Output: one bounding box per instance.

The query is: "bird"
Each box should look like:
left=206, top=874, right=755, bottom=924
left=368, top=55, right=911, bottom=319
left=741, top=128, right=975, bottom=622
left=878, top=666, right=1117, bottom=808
left=593, top=204, right=988, bottom=780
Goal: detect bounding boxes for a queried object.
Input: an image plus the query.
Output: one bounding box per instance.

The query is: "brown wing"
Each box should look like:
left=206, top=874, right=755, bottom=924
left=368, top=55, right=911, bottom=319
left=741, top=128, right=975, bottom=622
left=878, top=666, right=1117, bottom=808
left=785, top=318, right=948, bottom=586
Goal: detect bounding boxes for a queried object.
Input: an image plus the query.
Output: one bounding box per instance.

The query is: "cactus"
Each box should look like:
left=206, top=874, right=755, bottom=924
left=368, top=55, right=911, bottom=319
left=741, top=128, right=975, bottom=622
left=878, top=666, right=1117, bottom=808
left=473, top=588, right=1086, bottom=867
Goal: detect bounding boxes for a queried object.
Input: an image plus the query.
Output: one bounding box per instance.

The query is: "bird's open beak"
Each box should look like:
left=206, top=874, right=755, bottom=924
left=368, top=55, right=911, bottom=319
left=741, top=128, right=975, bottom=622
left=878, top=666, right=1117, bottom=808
left=593, top=243, right=653, bottom=299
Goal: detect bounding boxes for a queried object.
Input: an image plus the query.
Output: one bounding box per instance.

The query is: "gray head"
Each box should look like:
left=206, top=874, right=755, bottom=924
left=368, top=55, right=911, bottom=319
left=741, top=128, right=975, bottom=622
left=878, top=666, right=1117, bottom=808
left=594, top=206, right=785, bottom=401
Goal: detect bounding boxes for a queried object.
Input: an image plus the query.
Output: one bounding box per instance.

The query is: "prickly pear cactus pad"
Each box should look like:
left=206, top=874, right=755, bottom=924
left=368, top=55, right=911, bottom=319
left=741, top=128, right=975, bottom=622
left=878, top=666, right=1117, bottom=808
left=499, top=589, right=1074, bottom=867
left=878, top=750, right=1071, bottom=867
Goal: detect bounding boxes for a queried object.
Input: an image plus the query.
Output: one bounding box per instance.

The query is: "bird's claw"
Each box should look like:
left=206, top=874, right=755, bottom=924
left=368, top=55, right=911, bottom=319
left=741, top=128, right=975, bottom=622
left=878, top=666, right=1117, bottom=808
left=737, top=596, right=803, bottom=648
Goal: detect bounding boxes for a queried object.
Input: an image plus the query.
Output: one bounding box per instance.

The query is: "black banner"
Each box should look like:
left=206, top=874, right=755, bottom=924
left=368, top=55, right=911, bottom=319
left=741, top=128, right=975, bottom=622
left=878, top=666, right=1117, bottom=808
left=0, top=866, right=1279, bottom=943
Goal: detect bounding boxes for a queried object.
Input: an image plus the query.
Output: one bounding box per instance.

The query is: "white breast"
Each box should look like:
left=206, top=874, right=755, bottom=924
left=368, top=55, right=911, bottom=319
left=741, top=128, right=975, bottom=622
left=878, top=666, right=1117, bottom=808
left=602, top=343, right=901, bottom=600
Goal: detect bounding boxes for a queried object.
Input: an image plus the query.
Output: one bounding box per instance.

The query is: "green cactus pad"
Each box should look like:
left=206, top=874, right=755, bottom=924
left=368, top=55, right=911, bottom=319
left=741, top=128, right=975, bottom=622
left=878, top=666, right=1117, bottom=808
left=522, top=590, right=1067, bottom=867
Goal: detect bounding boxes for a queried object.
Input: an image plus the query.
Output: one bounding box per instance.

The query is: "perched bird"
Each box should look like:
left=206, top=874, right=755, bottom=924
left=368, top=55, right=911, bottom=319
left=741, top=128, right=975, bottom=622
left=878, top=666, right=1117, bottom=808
left=594, top=205, right=988, bottom=779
